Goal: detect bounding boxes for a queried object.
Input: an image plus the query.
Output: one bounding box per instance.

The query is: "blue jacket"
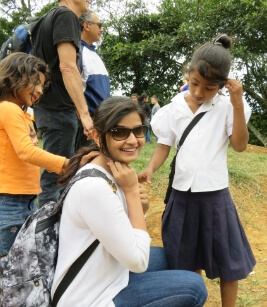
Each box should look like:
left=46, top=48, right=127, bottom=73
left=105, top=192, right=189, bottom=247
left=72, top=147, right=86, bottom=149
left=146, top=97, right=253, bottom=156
left=80, top=40, right=110, bottom=115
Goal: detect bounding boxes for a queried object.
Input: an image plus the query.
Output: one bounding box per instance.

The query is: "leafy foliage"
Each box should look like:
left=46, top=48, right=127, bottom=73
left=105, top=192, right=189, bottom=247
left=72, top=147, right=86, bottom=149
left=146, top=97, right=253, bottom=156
left=1, top=0, right=266, bottom=145
left=97, top=0, right=267, bottom=145
left=0, top=0, right=57, bottom=47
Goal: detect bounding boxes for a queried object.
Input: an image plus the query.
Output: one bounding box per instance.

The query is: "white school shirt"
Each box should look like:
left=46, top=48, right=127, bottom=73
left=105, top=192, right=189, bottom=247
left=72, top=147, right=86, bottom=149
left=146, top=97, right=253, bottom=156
left=51, top=164, right=151, bottom=307
left=151, top=92, right=251, bottom=192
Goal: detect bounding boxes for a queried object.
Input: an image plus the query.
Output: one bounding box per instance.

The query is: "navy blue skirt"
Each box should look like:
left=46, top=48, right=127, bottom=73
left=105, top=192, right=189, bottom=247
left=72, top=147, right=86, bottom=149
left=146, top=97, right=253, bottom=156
left=162, top=188, right=256, bottom=282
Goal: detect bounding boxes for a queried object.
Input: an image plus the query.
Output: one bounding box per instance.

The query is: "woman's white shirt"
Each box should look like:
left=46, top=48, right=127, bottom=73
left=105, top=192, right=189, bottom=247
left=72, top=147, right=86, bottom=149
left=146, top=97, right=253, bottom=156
left=151, top=92, right=251, bottom=192
left=51, top=164, right=151, bottom=307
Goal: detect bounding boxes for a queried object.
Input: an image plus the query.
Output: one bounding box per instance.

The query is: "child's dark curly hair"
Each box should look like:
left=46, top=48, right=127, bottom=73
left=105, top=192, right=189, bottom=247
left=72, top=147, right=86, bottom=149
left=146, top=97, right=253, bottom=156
left=0, top=52, right=50, bottom=101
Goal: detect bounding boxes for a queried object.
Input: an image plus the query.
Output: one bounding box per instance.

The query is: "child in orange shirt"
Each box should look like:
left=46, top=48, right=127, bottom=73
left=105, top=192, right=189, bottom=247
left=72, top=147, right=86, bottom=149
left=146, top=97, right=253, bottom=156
left=0, top=53, right=68, bottom=257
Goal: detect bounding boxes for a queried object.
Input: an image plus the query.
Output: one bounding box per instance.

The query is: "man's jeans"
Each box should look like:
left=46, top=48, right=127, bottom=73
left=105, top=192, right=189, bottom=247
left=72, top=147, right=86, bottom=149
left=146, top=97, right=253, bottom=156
left=113, top=247, right=207, bottom=307
left=34, top=107, right=78, bottom=207
left=145, top=119, right=150, bottom=143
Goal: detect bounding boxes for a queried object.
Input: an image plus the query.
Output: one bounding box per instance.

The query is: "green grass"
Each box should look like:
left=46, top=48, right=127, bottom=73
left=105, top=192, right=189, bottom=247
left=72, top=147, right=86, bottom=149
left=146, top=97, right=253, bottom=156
left=227, top=146, right=267, bottom=226
left=131, top=135, right=176, bottom=196
left=228, top=146, right=267, bottom=184
left=237, top=293, right=263, bottom=307
left=132, top=137, right=267, bottom=201
left=39, top=134, right=266, bottom=306
left=133, top=140, right=267, bottom=306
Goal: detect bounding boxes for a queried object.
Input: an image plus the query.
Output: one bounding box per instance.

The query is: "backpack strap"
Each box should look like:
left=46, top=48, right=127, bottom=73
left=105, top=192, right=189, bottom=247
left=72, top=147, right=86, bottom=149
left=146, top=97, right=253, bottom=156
left=58, top=168, right=117, bottom=206
left=177, top=111, right=207, bottom=150
left=164, top=111, right=207, bottom=204
left=52, top=239, right=100, bottom=307
left=52, top=168, right=115, bottom=307
left=36, top=169, right=117, bottom=233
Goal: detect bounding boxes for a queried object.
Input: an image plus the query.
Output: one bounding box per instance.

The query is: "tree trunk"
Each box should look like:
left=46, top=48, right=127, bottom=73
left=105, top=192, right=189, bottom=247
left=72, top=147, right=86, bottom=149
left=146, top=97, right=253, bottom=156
left=248, top=122, right=267, bottom=147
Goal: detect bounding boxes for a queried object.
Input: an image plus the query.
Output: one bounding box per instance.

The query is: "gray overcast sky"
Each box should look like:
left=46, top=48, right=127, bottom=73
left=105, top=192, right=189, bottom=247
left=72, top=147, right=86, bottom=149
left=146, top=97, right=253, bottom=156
left=33, top=0, right=160, bottom=13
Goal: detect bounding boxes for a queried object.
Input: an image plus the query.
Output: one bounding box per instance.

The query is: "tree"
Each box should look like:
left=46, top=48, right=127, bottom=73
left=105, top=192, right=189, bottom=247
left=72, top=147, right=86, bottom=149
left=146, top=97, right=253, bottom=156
left=97, top=0, right=267, bottom=145
left=1, top=0, right=266, bottom=145
left=0, top=0, right=53, bottom=16
left=0, top=0, right=57, bottom=47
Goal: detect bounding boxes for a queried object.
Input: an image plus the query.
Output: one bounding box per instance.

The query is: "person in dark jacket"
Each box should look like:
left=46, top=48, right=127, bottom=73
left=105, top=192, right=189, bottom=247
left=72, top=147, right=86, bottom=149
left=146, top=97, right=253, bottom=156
left=138, top=93, right=151, bottom=143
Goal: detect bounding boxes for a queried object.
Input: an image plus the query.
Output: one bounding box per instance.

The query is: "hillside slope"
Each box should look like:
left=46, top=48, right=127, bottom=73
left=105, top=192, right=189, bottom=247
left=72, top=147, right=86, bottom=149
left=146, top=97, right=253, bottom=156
left=146, top=145, right=267, bottom=306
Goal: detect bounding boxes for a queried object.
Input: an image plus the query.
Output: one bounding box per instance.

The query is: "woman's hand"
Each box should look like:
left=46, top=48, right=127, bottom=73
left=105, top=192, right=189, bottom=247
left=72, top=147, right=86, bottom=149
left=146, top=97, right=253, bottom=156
left=108, top=160, right=147, bottom=232
left=107, top=160, right=139, bottom=192
left=139, top=184, right=149, bottom=214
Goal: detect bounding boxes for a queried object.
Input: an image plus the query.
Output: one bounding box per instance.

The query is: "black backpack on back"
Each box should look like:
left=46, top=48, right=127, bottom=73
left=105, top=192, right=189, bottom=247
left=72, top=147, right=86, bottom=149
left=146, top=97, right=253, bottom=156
left=0, top=18, right=41, bottom=60
left=0, top=7, right=57, bottom=61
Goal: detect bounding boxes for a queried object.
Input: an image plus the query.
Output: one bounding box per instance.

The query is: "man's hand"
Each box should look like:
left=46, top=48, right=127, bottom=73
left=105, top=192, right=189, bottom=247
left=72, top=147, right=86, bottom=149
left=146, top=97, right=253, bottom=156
left=57, top=41, right=94, bottom=138
left=80, top=114, right=94, bottom=139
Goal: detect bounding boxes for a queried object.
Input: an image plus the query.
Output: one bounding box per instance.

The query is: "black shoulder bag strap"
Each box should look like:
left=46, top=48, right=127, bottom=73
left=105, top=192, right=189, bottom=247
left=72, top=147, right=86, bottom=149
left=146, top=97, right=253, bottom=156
left=52, top=240, right=99, bottom=307
left=52, top=168, right=116, bottom=307
left=164, top=112, right=207, bottom=204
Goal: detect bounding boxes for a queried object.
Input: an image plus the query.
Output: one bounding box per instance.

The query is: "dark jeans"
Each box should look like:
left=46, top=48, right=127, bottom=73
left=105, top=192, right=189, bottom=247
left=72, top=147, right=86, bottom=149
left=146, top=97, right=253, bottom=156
left=113, top=247, right=207, bottom=306
left=75, top=118, right=93, bottom=151
left=33, top=107, right=78, bottom=207
left=145, top=129, right=151, bottom=143
left=145, top=119, right=150, bottom=143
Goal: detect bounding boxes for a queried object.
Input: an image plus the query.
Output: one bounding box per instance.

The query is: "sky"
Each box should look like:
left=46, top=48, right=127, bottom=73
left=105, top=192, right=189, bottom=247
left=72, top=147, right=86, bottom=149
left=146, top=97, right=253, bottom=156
left=91, top=0, right=160, bottom=15
left=31, top=0, right=160, bottom=14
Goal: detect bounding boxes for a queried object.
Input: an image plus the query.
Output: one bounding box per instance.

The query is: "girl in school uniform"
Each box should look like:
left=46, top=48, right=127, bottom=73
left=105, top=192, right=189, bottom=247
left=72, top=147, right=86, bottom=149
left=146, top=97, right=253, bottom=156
left=138, top=34, right=256, bottom=307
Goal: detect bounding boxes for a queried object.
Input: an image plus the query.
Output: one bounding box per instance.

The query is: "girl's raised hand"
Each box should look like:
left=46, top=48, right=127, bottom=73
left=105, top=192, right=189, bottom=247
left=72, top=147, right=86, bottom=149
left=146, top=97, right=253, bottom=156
left=107, top=159, right=139, bottom=192
left=224, top=79, right=243, bottom=107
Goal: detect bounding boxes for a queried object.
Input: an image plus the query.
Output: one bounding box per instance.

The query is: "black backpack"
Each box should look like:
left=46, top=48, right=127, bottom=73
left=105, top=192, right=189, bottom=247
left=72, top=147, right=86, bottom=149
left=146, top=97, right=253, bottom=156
left=0, top=18, right=41, bottom=60
left=0, top=7, right=57, bottom=61
left=0, top=168, right=116, bottom=307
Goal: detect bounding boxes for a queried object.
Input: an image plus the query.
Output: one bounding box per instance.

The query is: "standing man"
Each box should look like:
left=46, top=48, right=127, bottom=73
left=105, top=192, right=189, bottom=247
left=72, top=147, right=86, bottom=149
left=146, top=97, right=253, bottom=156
left=75, top=10, right=110, bottom=150
left=33, top=0, right=93, bottom=207
left=138, top=93, right=151, bottom=143
left=150, top=95, right=161, bottom=142
left=151, top=95, right=161, bottom=117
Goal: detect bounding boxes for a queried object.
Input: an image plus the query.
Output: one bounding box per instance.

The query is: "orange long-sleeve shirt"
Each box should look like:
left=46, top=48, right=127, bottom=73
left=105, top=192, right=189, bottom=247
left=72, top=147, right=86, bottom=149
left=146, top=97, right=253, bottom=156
left=0, top=102, right=65, bottom=195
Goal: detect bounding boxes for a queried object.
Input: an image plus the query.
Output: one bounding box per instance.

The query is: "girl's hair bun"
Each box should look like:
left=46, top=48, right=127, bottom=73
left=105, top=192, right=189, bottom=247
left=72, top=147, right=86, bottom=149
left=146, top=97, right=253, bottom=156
left=212, top=34, right=232, bottom=49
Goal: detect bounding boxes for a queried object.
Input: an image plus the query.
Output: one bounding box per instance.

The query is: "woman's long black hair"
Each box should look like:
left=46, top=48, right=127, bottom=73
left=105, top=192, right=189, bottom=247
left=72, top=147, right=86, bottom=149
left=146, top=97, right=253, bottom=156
left=58, top=96, right=146, bottom=185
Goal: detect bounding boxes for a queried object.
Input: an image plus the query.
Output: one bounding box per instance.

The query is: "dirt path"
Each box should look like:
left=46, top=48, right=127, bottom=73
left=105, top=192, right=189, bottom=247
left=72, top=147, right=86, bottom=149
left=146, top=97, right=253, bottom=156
left=145, top=145, right=267, bottom=306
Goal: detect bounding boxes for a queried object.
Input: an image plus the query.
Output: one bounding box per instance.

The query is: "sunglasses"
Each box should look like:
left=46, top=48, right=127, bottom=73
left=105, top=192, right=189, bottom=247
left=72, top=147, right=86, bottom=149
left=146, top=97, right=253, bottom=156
left=108, top=125, right=149, bottom=141
left=86, top=21, right=103, bottom=29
